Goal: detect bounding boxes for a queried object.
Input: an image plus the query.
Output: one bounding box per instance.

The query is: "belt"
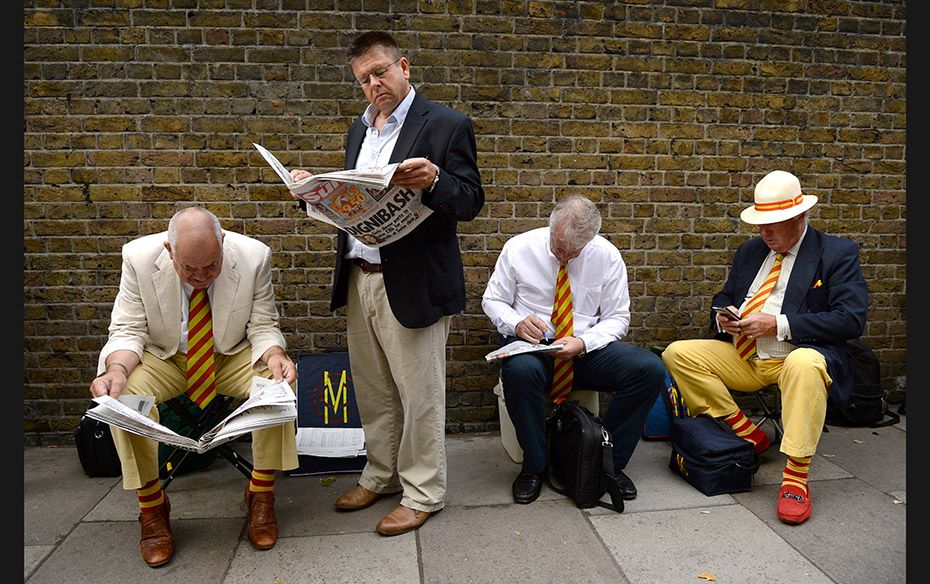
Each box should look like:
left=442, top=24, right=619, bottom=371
left=351, top=258, right=382, bottom=273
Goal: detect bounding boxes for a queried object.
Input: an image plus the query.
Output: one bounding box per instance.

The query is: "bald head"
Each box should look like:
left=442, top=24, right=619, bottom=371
left=164, top=207, right=225, bottom=289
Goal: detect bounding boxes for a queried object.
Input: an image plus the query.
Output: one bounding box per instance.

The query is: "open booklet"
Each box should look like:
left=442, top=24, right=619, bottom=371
left=253, top=143, right=433, bottom=247
left=85, top=377, right=297, bottom=454
left=485, top=340, right=562, bottom=361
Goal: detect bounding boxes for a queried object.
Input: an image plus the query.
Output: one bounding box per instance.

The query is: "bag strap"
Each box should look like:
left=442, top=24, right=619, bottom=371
left=596, top=439, right=624, bottom=513
left=870, top=407, right=901, bottom=428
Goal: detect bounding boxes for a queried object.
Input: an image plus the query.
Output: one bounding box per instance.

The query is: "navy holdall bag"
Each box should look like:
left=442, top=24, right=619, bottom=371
left=668, top=413, right=758, bottom=496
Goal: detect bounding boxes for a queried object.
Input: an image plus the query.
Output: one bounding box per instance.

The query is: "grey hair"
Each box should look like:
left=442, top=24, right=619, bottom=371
left=166, top=207, right=223, bottom=249
left=549, top=196, right=602, bottom=251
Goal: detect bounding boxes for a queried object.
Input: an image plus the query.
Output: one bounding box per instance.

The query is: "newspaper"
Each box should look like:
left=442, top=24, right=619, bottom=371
left=85, top=377, right=297, bottom=454
left=485, top=340, right=562, bottom=361
left=253, top=143, right=433, bottom=247
left=295, top=427, right=366, bottom=458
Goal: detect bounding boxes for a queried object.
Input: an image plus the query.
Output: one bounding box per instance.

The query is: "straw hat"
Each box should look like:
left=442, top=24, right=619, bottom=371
left=740, top=170, right=818, bottom=225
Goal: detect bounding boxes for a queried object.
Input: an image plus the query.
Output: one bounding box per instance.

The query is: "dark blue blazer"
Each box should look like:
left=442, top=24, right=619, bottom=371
left=712, top=227, right=869, bottom=408
left=330, top=92, right=485, bottom=328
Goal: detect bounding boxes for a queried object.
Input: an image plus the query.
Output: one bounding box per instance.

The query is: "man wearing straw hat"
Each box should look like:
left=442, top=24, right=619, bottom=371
left=662, top=170, right=868, bottom=525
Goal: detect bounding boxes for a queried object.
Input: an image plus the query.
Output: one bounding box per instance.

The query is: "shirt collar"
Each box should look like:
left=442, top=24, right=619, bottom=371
left=361, top=85, right=416, bottom=129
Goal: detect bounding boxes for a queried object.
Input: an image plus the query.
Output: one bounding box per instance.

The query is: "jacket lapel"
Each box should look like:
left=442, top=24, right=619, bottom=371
left=344, top=122, right=365, bottom=170
left=210, top=234, right=240, bottom=349
left=783, top=229, right=821, bottom=312
left=389, top=94, right=428, bottom=163
left=153, top=248, right=181, bottom=345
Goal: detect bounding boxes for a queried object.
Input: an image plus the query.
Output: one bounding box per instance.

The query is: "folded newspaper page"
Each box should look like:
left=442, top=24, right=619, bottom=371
left=295, top=427, right=366, bottom=458
left=254, top=143, right=433, bottom=247
left=85, top=377, right=297, bottom=454
left=485, top=340, right=562, bottom=361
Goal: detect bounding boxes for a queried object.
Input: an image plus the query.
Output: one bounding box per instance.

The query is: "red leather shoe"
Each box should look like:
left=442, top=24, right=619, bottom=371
left=244, top=487, right=278, bottom=550
left=139, top=497, right=174, bottom=567
left=777, top=484, right=812, bottom=525
left=754, top=433, right=772, bottom=455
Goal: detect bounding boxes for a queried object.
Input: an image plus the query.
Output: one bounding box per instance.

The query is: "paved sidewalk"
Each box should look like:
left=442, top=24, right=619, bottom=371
left=25, top=416, right=906, bottom=583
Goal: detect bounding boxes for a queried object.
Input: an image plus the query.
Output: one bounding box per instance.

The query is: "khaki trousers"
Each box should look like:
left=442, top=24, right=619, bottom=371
left=111, top=347, right=298, bottom=490
left=661, top=339, right=832, bottom=458
left=346, top=266, right=451, bottom=513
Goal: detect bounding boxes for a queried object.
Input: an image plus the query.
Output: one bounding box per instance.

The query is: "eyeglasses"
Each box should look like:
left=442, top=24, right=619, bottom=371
left=356, top=57, right=402, bottom=87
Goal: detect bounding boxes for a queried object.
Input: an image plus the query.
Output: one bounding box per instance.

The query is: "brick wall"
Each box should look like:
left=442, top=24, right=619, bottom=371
left=24, top=1, right=907, bottom=444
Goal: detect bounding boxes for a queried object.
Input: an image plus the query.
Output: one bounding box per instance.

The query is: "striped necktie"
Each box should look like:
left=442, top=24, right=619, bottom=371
left=550, top=262, right=574, bottom=404
left=734, top=253, right=784, bottom=361
left=186, top=288, right=217, bottom=409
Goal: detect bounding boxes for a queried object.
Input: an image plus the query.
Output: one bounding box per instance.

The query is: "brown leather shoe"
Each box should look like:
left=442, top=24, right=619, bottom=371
left=376, top=504, right=433, bottom=536
left=139, top=497, right=174, bottom=568
left=244, top=487, right=278, bottom=550
left=335, top=484, right=387, bottom=511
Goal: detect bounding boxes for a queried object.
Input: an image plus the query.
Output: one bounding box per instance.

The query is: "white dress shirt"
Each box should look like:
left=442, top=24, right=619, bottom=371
left=344, top=86, right=417, bottom=264
left=482, top=227, right=631, bottom=354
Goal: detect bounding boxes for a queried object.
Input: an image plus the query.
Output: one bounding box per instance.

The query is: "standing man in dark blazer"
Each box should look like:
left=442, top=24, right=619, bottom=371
left=290, top=31, right=484, bottom=536
left=662, top=170, right=868, bottom=526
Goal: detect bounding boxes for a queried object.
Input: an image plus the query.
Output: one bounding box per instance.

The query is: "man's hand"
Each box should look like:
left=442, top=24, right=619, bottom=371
left=289, top=169, right=314, bottom=200
left=89, top=371, right=126, bottom=400
left=391, top=157, right=438, bottom=191
left=515, top=315, right=550, bottom=344
left=263, top=346, right=296, bottom=384
left=737, top=312, right=778, bottom=341
left=550, top=336, right=585, bottom=360
left=89, top=352, right=139, bottom=400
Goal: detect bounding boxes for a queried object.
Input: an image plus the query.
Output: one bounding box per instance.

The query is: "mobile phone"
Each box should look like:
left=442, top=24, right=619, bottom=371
left=712, top=306, right=740, bottom=321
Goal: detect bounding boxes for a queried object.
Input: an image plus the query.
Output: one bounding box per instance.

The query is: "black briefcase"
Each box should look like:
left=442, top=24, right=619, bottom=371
left=74, top=415, right=122, bottom=477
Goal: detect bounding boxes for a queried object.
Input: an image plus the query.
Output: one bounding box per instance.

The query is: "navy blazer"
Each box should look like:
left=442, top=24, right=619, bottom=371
left=330, top=92, right=485, bottom=328
left=711, top=228, right=869, bottom=408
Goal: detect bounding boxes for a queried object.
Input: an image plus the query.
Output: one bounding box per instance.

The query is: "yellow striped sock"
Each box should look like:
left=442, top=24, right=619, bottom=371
left=782, top=455, right=811, bottom=494
left=137, top=478, right=165, bottom=513
left=249, top=469, right=275, bottom=493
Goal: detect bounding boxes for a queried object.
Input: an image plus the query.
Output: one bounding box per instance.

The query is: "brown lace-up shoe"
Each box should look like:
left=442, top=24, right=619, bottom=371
left=139, top=496, right=174, bottom=568
left=335, top=484, right=388, bottom=511
left=244, top=486, right=278, bottom=549
left=376, top=504, right=434, bottom=536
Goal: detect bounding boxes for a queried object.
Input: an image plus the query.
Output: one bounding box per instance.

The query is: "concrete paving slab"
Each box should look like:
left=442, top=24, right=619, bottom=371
left=590, top=504, right=833, bottom=584
left=445, top=431, right=564, bottom=506
left=24, top=446, right=120, bottom=545
left=420, top=500, right=628, bottom=584
left=86, top=460, right=251, bottom=521
left=24, top=545, right=53, bottom=580
left=734, top=478, right=906, bottom=584
left=815, top=423, right=906, bottom=493
left=275, top=472, right=405, bottom=537
left=224, top=532, right=420, bottom=584
left=588, top=439, right=738, bottom=515
left=25, top=517, right=241, bottom=584
left=752, top=450, right=852, bottom=486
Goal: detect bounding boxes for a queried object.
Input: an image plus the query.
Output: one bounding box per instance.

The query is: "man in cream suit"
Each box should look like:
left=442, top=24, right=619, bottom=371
left=89, top=207, right=298, bottom=567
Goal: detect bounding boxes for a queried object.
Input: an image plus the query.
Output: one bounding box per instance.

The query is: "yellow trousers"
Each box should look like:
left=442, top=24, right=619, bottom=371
left=111, top=347, right=298, bottom=490
left=661, top=339, right=832, bottom=458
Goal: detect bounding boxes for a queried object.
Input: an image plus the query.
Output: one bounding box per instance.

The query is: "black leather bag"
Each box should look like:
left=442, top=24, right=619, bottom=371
left=546, top=400, right=624, bottom=512
left=74, top=415, right=122, bottom=477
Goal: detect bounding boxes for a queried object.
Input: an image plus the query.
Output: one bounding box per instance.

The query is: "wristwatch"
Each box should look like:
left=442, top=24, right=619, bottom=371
left=429, top=165, right=440, bottom=192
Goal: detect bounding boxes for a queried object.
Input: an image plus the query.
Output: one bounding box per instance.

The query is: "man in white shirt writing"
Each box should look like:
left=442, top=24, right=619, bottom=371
left=482, top=196, right=666, bottom=505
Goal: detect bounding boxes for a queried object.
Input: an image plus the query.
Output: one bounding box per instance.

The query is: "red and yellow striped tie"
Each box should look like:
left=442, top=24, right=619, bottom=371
left=186, top=288, right=217, bottom=409
left=734, top=253, right=784, bottom=361
left=550, top=261, right=574, bottom=404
